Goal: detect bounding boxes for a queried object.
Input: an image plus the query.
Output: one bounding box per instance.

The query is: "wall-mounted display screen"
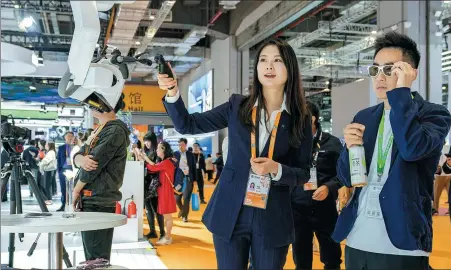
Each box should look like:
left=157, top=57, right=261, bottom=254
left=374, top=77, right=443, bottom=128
left=188, top=70, right=213, bottom=114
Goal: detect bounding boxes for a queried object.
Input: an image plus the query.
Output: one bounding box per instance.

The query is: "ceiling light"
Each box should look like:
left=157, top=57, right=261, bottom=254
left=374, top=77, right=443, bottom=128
left=29, top=85, right=36, bottom=90
left=371, top=30, right=377, bottom=35
left=14, top=4, right=19, bottom=8
left=20, top=16, right=34, bottom=28
left=166, top=0, right=176, bottom=6
left=42, top=79, right=48, bottom=84
left=135, top=41, right=141, bottom=45
left=149, top=15, right=155, bottom=20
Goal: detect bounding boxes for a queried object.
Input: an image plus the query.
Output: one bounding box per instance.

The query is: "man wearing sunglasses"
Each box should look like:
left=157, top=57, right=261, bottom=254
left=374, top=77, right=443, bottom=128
left=332, top=31, right=451, bottom=269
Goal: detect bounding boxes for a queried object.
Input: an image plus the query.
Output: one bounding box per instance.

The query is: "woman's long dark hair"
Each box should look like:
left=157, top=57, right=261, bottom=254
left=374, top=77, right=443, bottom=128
left=143, top=132, right=158, bottom=152
left=159, top=141, right=174, bottom=160
left=238, top=38, right=308, bottom=147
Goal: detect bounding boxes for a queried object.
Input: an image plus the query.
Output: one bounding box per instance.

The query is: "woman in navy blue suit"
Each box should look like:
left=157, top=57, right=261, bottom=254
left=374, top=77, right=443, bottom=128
left=159, top=39, right=313, bottom=269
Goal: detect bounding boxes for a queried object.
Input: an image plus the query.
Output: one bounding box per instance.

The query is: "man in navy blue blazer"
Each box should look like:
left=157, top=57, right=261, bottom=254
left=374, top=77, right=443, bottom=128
left=56, top=131, right=74, bottom=211
left=333, top=31, right=451, bottom=269
left=173, top=138, right=197, bottom=222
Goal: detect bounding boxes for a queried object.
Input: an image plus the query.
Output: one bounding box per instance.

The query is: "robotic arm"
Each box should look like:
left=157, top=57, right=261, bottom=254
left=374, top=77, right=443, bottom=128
left=58, top=1, right=152, bottom=113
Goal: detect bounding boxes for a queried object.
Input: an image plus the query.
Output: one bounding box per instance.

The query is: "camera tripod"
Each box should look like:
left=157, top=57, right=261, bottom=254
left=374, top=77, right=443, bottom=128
left=1, top=154, right=73, bottom=269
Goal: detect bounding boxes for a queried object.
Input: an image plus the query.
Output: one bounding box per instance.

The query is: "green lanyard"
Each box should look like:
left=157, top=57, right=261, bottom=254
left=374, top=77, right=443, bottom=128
left=377, top=111, right=394, bottom=179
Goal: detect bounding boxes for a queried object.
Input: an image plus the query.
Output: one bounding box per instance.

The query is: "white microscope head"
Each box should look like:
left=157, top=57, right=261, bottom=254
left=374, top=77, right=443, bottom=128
left=58, top=0, right=134, bottom=113
left=58, top=59, right=126, bottom=113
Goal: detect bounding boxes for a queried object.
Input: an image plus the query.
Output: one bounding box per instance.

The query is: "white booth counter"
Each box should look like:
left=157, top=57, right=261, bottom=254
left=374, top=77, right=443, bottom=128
left=113, top=160, right=145, bottom=243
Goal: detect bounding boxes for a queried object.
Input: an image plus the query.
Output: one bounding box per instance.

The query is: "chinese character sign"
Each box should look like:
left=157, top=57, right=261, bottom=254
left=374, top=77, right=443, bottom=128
left=122, top=85, right=167, bottom=112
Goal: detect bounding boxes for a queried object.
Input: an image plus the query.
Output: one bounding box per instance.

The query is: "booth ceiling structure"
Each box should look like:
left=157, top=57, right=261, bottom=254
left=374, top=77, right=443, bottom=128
left=2, top=0, right=451, bottom=103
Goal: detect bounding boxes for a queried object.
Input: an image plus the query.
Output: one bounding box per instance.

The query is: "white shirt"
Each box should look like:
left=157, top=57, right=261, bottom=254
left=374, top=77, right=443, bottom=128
left=166, top=91, right=285, bottom=181
left=179, top=150, right=189, bottom=174
left=222, top=137, right=229, bottom=165
left=346, top=110, right=429, bottom=257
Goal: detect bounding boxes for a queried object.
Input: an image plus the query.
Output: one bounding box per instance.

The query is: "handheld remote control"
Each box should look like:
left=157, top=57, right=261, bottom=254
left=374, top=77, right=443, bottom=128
left=154, top=55, right=175, bottom=90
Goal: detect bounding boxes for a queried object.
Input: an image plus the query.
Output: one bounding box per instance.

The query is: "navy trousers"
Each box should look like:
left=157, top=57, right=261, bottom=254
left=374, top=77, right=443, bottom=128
left=213, top=206, right=289, bottom=269
left=58, top=166, right=71, bottom=206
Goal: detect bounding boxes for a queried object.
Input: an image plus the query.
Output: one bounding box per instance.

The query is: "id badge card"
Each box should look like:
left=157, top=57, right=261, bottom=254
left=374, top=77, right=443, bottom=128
left=243, top=169, right=271, bottom=209
left=365, top=185, right=383, bottom=219
left=304, top=167, right=318, bottom=191
left=196, top=163, right=199, bottom=169
left=66, top=157, right=72, bottom=166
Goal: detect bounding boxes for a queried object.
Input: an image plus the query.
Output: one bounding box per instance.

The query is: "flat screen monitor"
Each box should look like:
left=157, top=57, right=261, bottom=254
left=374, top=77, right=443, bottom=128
left=188, top=70, right=213, bottom=114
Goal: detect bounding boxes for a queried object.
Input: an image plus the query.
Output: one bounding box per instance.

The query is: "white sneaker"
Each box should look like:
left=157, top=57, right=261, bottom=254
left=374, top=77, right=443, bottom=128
left=156, top=236, right=173, bottom=245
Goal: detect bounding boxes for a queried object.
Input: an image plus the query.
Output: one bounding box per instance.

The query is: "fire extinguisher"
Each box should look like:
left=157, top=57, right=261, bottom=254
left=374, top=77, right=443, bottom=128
left=115, top=201, right=121, bottom=214
left=127, top=195, right=137, bottom=218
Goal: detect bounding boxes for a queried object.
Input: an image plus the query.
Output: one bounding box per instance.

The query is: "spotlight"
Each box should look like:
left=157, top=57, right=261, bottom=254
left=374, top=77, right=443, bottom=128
left=19, top=16, right=34, bottom=29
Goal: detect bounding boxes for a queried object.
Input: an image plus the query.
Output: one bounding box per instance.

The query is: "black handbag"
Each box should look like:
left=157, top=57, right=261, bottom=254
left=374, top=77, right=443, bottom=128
left=145, top=173, right=160, bottom=200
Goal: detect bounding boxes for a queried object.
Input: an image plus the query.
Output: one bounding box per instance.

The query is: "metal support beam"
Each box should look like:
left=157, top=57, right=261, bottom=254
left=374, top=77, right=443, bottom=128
left=50, top=12, right=60, bottom=34
left=1, top=0, right=72, bottom=14
left=136, top=1, right=177, bottom=53
left=236, top=0, right=325, bottom=51
left=302, top=68, right=366, bottom=79
left=302, top=81, right=339, bottom=89
left=289, top=1, right=378, bottom=48
left=1, top=30, right=72, bottom=51
left=317, top=21, right=377, bottom=35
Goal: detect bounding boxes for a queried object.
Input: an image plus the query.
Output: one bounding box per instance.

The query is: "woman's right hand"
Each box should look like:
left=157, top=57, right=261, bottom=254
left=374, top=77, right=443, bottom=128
left=157, top=63, right=178, bottom=97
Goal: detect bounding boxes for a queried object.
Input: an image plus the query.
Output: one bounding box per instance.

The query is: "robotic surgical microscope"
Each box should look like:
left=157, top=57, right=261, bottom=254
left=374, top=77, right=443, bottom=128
left=58, top=1, right=151, bottom=111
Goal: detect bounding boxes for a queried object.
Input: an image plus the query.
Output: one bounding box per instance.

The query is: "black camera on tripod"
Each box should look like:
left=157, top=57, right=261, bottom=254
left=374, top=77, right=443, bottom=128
left=1, top=115, right=32, bottom=155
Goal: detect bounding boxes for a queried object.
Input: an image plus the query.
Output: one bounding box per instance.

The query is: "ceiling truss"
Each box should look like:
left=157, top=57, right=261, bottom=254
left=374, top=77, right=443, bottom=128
left=289, top=1, right=378, bottom=48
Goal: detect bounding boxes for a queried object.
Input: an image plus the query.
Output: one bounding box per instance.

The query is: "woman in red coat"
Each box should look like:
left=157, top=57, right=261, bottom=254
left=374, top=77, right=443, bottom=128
left=135, top=141, right=176, bottom=245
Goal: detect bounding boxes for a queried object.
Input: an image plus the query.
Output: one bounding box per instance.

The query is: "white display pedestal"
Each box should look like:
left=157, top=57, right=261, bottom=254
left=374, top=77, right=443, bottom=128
left=113, top=161, right=145, bottom=243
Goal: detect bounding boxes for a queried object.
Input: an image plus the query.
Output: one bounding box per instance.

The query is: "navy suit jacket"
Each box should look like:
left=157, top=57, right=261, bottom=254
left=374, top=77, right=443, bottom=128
left=174, top=150, right=196, bottom=181
left=332, top=88, right=451, bottom=252
left=163, top=94, right=313, bottom=248
left=57, top=144, right=70, bottom=171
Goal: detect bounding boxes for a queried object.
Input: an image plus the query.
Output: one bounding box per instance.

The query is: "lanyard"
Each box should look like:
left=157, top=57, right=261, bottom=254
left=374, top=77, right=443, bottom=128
left=376, top=111, right=394, bottom=177
left=84, top=123, right=106, bottom=155
left=312, top=131, right=323, bottom=167
left=251, top=107, right=282, bottom=160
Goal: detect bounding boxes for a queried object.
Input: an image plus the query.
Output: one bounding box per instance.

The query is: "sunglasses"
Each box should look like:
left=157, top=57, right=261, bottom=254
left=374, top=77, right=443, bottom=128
left=368, top=65, right=394, bottom=77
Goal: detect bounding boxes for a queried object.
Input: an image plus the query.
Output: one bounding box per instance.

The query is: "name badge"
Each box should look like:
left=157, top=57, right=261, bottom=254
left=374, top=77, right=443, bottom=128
left=304, top=167, right=318, bottom=191
left=365, top=185, right=383, bottom=219
left=243, top=169, right=271, bottom=209
left=66, top=157, right=72, bottom=166
left=196, top=163, right=199, bottom=169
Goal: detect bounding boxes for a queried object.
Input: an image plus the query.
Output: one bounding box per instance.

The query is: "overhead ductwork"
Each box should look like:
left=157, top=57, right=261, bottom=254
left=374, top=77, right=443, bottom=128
left=289, top=1, right=378, bottom=48
left=136, top=0, right=176, bottom=54
left=174, top=26, right=208, bottom=55
left=109, top=0, right=150, bottom=54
